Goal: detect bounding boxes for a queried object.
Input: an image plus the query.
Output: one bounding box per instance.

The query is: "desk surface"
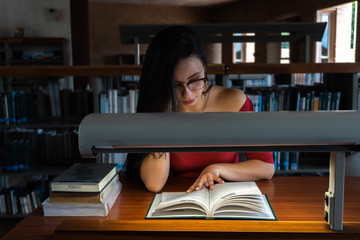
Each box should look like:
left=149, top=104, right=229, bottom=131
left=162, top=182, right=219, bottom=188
left=2, top=176, right=360, bottom=240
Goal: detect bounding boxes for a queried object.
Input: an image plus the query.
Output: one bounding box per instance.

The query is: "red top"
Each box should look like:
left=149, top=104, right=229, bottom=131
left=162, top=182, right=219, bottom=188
left=170, top=96, right=274, bottom=177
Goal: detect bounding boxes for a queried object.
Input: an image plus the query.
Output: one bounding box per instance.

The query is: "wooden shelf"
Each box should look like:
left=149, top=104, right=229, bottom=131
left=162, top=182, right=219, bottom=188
left=0, top=214, right=26, bottom=220
left=0, top=37, right=66, bottom=44
left=10, top=59, right=64, bottom=65
left=276, top=168, right=329, bottom=175
left=0, top=117, right=82, bottom=129
left=0, top=166, right=72, bottom=176
left=0, top=63, right=359, bottom=78
left=227, top=63, right=360, bottom=74
left=0, top=123, right=79, bottom=129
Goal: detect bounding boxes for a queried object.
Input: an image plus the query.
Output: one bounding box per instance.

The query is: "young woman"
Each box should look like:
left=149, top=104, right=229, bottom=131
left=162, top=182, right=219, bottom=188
left=125, top=26, right=274, bottom=193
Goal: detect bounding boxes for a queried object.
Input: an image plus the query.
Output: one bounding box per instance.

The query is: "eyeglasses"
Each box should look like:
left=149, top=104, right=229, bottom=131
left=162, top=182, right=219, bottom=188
left=175, top=77, right=208, bottom=92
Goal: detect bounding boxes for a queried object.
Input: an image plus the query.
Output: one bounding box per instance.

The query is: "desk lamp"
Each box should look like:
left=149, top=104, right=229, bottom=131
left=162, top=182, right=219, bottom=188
left=78, top=111, right=360, bottom=231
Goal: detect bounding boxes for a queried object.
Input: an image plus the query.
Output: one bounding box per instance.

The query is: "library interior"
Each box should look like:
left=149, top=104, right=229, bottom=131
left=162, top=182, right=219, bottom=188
left=0, top=0, right=360, bottom=239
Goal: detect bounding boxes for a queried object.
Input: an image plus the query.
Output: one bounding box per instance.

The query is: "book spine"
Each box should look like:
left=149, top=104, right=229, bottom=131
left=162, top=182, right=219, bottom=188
left=1, top=178, right=45, bottom=215
left=99, top=92, right=107, bottom=113
left=107, top=89, right=113, bottom=114
left=335, top=92, right=341, bottom=110
left=8, top=92, right=16, bottom=124
left=2, top=128, right=80, bottom=171
left=280, top=152, right=289, bottom=171
left=290, top=152, right=299, bottom=170
left=121, top=95, right=128, bottom=113
left=0, top=194, right=6, bottom=214
left=112, top=89, right=118, bottom=114
left=1, top=93, right=10, bottom=124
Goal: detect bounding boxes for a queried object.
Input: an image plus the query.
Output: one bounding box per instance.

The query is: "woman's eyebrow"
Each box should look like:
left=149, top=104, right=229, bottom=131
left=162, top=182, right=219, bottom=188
left=186, top=71, right=202, bottom=80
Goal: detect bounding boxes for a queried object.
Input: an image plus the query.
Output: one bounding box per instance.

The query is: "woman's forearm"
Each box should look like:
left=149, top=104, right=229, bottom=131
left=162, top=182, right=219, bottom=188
left=140, top=153, right=170, bottom=192
left=186, top=159, right=275, bottom=193
left=217, top=160, right=275, bottom=182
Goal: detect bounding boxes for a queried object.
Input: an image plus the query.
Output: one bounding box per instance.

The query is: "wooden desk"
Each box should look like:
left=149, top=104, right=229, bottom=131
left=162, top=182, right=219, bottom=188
left=2, top=177, right=360, bottom=240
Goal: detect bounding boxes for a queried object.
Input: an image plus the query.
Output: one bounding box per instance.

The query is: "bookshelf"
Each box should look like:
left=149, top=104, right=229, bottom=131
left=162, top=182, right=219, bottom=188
left=0, top=38, right=69, bottom=220
left=226, top=64, right=358, bottom=175
left=0, top=38, right=66, bottom=67
left=0, top=63, right=359, bottom=218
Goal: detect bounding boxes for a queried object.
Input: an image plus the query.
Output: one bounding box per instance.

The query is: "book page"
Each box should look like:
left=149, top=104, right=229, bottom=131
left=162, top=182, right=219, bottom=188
left=146, top=182, right=276, bottom=220
left=212, top=195, right=275, bottom=219
left=209, top=182, right=262, bottom=216
left=156, top=188, right=209, bottom=213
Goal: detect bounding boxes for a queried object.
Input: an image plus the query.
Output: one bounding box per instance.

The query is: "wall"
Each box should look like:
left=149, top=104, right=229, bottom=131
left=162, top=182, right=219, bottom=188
left=213, top=0, right=358, bottom=63
left=0, top=0, right=73, bottom=65
left=1, top=0, right=358, bottom=65
left=89, top=0, right=358, bottom=65
left=89, top=2, right=212, bottom=65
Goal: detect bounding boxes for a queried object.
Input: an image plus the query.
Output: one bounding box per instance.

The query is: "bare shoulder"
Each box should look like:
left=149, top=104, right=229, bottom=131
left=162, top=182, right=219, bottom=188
left=207, top=85, right=247, bottom=112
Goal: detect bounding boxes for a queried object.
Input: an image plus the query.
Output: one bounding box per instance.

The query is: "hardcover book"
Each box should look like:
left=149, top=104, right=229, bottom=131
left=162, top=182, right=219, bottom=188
left=50, top=163, right=117, bottom=193
left=49, top=175, right=120, bottom=204
left=146, top=182, right=276, bottom=220
left=43, top=177, right=121, bottom=216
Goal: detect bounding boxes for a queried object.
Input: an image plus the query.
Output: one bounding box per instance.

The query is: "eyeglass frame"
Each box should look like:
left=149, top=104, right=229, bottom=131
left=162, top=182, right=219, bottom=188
left=174, top=77, right=208, bottom=92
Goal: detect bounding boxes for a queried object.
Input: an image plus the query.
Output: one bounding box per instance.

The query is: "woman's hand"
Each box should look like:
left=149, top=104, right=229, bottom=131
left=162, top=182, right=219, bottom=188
left=186, top=164, right=225, bottom=193
left=185, top=160, right=275, bottom=193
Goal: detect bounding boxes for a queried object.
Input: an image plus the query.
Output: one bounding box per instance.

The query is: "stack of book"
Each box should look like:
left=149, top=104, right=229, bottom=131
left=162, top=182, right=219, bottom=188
left=42, top=163, right=121, bottom=216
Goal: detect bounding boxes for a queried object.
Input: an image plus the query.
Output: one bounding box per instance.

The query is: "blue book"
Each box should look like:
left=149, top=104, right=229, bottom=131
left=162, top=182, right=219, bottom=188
left=290, top=152, right=300, bottom=170
left=5, top=140, right=18, bottom=172
left=280, top=152, right=290, bottom=171
left=14, top=91, right=27, bottom=124
left=23, top=139, right=32, bottom=171
left=295, top=92, right=301, bottom=111
left=273, top=152, right=278, bottom=170
left=305, top=92, right=311, bottom=111
left=333, top=92, right=341, bottom=110
left=0, top=93, right=5, bottom=124
left=99, top=92, right=108, bottom=114
left=0, top=143, right=4, bottom=172
left=326, top=92, right=332, bottom=110
left=310, top=91, right=315, bottom=111
left=24, top=92, right=35, bottom=124
left=258, top=93, right=262, bottom=112
left=319, top=92, right=324, bottom=110
left=8, top=93, right=16, bottom=124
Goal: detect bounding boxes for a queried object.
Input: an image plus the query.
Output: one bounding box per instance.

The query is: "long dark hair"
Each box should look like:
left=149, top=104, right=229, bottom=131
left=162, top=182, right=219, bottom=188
left=137, top=25, right=207, bottom=112
left=125, top=25, right=207, bottom=180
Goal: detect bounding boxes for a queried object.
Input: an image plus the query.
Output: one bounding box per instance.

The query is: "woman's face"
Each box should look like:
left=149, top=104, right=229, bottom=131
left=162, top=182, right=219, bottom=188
left=174, top=56, right=206, bottom=111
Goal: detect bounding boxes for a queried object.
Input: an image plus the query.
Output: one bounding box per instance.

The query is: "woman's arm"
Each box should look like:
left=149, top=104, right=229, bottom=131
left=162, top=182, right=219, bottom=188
left=186, top=160, right=275, bottom=193
left=140, top=153, right=170, bottom=192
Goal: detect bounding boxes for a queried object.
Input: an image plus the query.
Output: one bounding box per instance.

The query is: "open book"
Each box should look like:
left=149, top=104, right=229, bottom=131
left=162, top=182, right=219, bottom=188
left=146, top=182, right=276, bottom=220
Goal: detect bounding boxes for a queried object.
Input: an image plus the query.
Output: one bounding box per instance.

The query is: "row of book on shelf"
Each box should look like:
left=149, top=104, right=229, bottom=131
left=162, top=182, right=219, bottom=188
left=99, top=89, right=138, bottom=114
left=42, top=163, right=122, bottom=216
left=99, top=153, right=127, bottom=170
left=273, top=152, right=299, bottom=171
left=247, top=88, right=341, bottom=112
left=230, top=72, right=324, bottom=89
left=0, top=88, right=93, bottom=124
left=0, top=128, right=80, bottom=172
left=0, top=88, right=139, bottom=125
left=0, top=178, right=44, bottom=215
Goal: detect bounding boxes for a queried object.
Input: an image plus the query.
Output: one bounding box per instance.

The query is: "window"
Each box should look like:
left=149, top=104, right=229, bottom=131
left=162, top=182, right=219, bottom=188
left=234, top=33, right=243, bottom=63
left=351, top=1, right=357, bottom=49
left=316, top=2, right=357, bottom=63
left=320, top=13, right=331, bottom=63
left=281, top=32, right=290, bottom=64
left=233, top=33, right=255, bottom=63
